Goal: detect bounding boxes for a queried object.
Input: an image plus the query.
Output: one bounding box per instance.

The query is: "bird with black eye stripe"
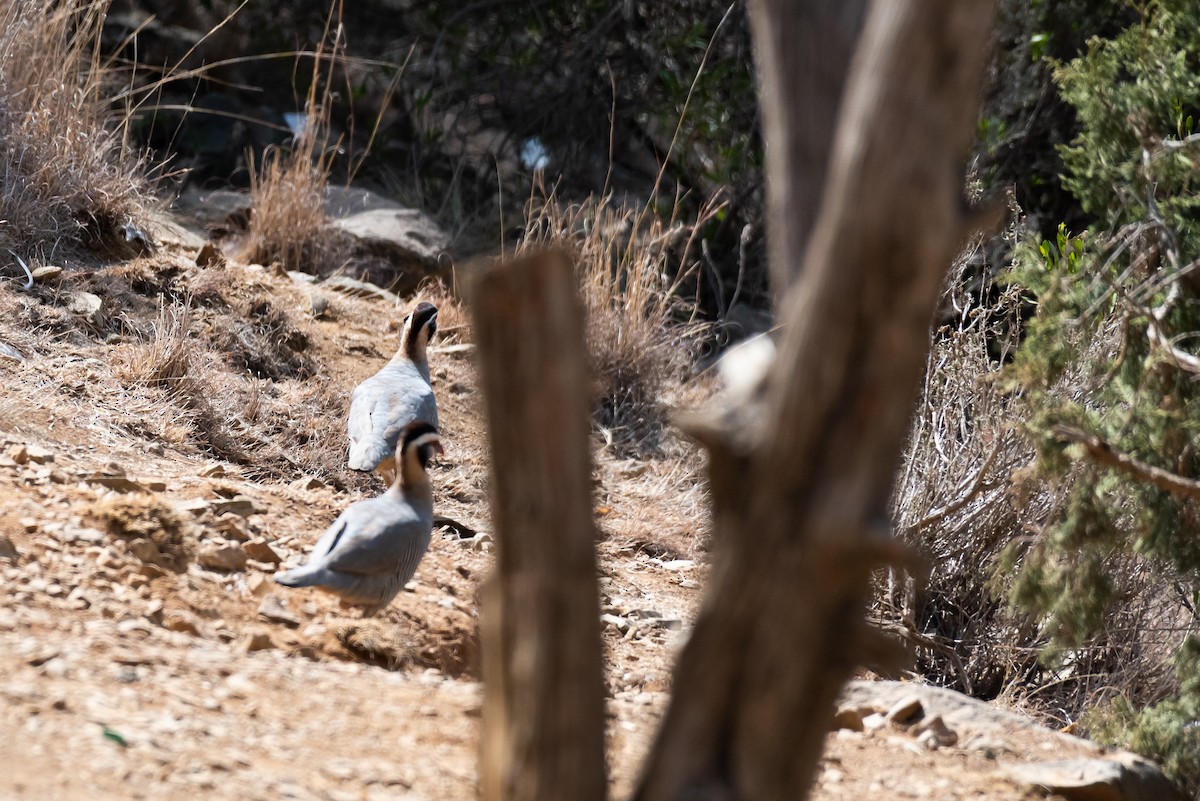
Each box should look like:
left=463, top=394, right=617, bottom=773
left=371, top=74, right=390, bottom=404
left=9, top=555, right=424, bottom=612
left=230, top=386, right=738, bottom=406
left=274, top=422, right=443, bottom=615
left=346, top=301, right=439, bottom=486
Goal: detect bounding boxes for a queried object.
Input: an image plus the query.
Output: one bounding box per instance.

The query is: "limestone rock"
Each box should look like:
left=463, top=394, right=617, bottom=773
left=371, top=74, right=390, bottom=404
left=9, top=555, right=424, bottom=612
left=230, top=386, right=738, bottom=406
left=257, top=595, right=301, bottom=628
left=66, top=292, right=102, bottom=323
left=242, top=539, right=281, bottom=564
left=197, top=544, right=247, bottom=572
left=31, top=265, right=62, bottom=284
left=832, top=706, right=865, bottom=732
left=332, top=206, right=447, bottom=263
left=210, top=496, right=262, bottom=517
left=913, top=714, right=958, bottom=750
left=1005, top=757, right=1185, bottom=801
left=239, top=630, right=275, bottom=653
left=886, top=695, right=925, bottom=727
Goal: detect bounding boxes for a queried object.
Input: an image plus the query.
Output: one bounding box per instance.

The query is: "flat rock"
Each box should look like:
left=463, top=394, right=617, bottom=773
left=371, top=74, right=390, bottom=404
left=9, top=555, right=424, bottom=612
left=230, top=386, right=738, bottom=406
left=31, top=265, right=62, bottom=284
left=240, top=630, right=275, bottom=653
left=197, top=544, right=248, bottom=572
left=243, top=539, right=282, bottom=564
left=210, top=496, right=262, bottom=517
left=1004, top=757, right=1185, bottom=801
left=330, top=207, right=449, bottom=268
left=66, top=291, right=102, bottom=322
left=832, top=706, right=865, bottom=732
left=886, top=694, right=925, bottom=726
left=257, top=595, right=301, bottom=628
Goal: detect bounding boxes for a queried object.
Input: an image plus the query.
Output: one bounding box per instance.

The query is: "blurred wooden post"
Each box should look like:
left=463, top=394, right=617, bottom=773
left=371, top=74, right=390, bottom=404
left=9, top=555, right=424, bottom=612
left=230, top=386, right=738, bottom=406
left=471, top=250, right=607, bottom=801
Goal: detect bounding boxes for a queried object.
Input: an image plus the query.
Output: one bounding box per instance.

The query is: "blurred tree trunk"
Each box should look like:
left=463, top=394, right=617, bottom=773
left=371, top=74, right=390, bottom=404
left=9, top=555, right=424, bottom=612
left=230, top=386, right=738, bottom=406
left=633, top=1, right=998, bottom=800
left=473, top=250, right=608, bottom=801
left=748, top=0, right=868, bottom=301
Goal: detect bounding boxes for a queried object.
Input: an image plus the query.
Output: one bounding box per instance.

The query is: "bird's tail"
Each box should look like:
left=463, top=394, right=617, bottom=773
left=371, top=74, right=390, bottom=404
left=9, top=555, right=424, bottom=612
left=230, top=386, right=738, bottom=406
left=273, top=565, right=324, bottom=588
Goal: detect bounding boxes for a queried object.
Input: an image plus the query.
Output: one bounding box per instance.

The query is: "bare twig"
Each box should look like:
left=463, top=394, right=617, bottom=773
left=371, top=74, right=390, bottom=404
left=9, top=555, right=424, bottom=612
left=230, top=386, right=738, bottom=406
left=1053, top=423, right=1200, bottom=499
left=910, top=440, right=1002, bottom=531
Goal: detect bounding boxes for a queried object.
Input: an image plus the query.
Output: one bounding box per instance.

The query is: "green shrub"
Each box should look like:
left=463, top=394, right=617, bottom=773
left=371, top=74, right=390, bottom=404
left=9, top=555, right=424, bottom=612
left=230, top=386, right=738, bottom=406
left=1006, top=0, right=1200, bottom=788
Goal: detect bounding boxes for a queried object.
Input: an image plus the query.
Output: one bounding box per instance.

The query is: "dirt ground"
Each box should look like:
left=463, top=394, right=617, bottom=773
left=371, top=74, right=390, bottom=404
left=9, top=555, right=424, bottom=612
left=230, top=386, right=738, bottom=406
left=0, top=219, right=1168, bottom=799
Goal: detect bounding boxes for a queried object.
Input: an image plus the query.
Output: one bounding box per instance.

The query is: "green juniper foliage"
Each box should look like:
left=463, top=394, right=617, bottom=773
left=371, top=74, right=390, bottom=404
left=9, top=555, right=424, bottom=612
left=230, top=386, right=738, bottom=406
left=1006, top=0, right=1200, bottom=788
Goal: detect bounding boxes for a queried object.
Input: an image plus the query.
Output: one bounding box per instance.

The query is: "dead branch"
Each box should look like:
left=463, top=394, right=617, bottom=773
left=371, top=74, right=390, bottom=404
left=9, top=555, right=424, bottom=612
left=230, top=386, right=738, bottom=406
left=1053, top=423, right=1200, bottom=499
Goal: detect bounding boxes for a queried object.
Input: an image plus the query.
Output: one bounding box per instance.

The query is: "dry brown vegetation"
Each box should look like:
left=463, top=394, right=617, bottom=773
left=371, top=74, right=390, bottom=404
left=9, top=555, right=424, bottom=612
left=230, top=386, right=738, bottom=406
left=0, top=0, right=149, bottom=257
left=518, top=192, right=714, bottom=454
left=239, top=15, right=355, bottom=276
left=882, top=228, right=1190, bottom=728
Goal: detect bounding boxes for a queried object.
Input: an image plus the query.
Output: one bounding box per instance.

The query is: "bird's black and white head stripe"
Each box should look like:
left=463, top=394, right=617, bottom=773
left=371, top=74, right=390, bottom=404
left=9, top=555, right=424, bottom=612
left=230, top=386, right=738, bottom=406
left=399, top=420, right=443, bottom=469
left=402, top=302, right=438, bottom=358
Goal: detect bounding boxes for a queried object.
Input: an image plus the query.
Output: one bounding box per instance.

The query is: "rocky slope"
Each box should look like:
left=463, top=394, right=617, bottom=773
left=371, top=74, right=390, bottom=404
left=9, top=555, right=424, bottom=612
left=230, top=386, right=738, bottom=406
left=0, top=211, right=1179, bottom=800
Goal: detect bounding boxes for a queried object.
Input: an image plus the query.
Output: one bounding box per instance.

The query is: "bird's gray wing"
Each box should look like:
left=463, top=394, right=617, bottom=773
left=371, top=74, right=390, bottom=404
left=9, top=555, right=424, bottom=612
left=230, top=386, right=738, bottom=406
left=321, top=503, right=430, bottom=576
left=309, top=514, right=351, bottom=562
left=347, top=365, right=437, bottom=471
left=347, top=374, right=397, bottom=470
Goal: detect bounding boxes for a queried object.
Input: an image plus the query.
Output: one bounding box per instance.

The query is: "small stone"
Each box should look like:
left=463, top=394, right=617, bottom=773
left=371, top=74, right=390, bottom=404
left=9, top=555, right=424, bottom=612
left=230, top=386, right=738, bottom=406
left=659, top=559, right=695, bottom=571
left=125, top=538, right=164, bottom=565
left=257, top=595, right=301, bottom=628
left=145, top=480, right=167, bottom=492
left=832, top=706, right=865, bottom=732
left=210, top=496, right=261, bottom=517
left=913, top=715, right=957, bottom=750
left=57, top=526, right=105, bottom=544
left=243, top=539, right=281, bottom=564
left=240, top=630, right=275, bottom=653
left=31, top=265, right=62, bottom=284
left=289, top=475, right=325, bottom=491
left=862, top=712, right=887, bottom=731
left=885, top=695, right=924, bottom=727
left=0, top=535, right=17, bottom=561
left=214, top=514, right=251, bottom=541
left=601, top=613, right=631, bottom=634
left=24, top=445, right=54, bottom=464
left=198, top=544, right=248, bottom=572
left=199, top=463, right=226, bottom=478
left=8, top=444, right=28, bottom=464
left=66, top=291, right=102, bottom=322
left=246, top=572, right=271, bottom=597
left=176, top=498, right=211, bottom=516
left=163, top=611, right=201, bottom=636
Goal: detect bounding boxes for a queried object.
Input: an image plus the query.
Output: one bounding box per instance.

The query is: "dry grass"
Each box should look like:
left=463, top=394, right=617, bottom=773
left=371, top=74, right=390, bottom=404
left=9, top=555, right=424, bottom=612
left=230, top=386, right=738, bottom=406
left=518, top=191, right=714, bottom=453
left=239, top=14, right=352, bottom=275
left=0, top=0, right=149, bottom=256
